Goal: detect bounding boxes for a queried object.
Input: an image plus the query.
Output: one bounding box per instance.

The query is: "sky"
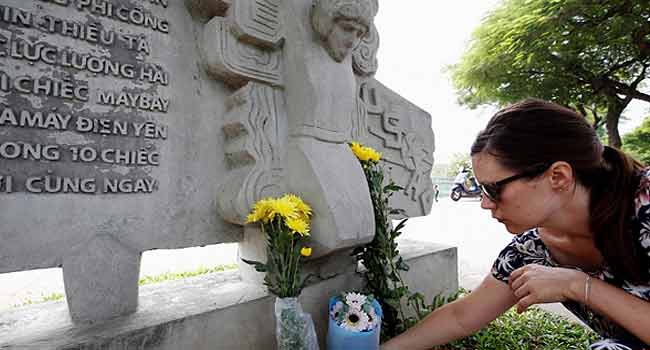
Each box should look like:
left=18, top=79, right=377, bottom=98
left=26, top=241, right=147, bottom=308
left=374, top=1, right=648, bottom=164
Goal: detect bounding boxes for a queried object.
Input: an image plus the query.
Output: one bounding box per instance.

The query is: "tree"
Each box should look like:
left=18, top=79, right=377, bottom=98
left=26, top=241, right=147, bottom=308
left=623, top=117, right=650, bottom=165
left=450, top=0, right=650, bottom=148
left=446, top=153, right=472, bottom=177
left=430, top=163, right=449, bottom=178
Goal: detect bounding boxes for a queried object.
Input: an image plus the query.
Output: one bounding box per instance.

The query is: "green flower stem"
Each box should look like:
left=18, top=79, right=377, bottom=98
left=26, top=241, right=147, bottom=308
left=243, top=197, right=311, bottom=299
left=355, top=159, right=420, bottom=339
left=279, top=221, right=289, bottom=296
left=288, top=234, right=296, bottom=296
left=293, top=239, right=302, bottom=296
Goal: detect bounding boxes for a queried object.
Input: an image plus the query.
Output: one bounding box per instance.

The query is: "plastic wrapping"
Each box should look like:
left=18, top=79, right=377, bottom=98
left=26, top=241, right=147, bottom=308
left=275, top=297, right=319, bottom=350
left=326, top=297, right=382, bottom=350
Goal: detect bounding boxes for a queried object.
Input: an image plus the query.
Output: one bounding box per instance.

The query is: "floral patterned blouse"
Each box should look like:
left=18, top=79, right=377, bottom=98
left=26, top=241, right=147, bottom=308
left=491, top=167, right=650, bottom=348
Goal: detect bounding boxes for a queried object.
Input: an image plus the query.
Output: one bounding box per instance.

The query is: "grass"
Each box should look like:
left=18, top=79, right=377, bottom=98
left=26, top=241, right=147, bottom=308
left=406, top=289, right=599, bottom=350
left=435, top=307, right=599, bottom=350
left=138, top=263, right=238, bottom=286
left=18, top=292, right=65, bottom=307
left=16, top=263, right=238, bottom=307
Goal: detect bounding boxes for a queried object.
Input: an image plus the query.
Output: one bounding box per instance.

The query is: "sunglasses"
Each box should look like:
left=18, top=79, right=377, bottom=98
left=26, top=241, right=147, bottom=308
left=479, top=163, right=552, bottom=202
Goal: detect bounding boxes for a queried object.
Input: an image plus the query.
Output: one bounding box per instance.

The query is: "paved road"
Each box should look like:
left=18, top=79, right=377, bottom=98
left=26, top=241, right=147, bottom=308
left=0, top=197, right=579, bottom=322
left=402, top=196, right=511, bottom=290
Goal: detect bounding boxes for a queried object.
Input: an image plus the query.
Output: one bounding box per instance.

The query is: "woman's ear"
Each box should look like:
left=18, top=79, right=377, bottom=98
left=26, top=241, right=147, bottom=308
left=548, top=161, right=574, bottom=192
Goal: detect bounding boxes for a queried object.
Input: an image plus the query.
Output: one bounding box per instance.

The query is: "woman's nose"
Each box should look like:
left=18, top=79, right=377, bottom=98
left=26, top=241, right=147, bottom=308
left=480, top=195, right=496, bottom=210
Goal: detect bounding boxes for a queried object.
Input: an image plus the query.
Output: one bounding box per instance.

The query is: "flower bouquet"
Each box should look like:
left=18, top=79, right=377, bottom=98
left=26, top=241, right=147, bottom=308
left=327, top=292, right=382, bottom=350
left=243, top=194, right=318, bottom=350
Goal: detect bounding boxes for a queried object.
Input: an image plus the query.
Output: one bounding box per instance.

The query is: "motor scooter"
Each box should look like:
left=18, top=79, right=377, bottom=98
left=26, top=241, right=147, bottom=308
left=450, top=177, right=482, bottom=201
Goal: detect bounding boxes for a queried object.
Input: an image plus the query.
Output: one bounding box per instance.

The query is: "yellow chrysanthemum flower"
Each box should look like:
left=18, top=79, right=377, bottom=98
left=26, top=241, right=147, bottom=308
left=362, top=149, right=374, bottom=162
left=245, top=212, right=257, bottom=224
left=300, top=247, right=312, bottom=257
left=368, top=148, right=381, bottom=162
left=361, top=149, right=375, bottom=162
left=350, top=141, right=364, bottom=160
left=283, top=193, right=312, bottom=222
left=246, top=198, right=273, bottom=223
left=286, top=217, right=310, bottom=236
left=349, top=142, right=381, bottom=163
left=269, top=196, right=298, bottom=221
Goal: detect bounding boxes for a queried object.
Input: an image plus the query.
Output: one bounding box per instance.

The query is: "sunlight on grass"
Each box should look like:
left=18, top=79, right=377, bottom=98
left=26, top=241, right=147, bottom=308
left=138, top=264, right=238, bottom=286
left=16, top=264, right=239, bottom=307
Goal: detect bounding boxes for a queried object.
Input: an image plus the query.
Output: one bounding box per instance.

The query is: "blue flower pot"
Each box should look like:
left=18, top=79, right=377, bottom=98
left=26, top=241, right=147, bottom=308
left=326, top=296, right=382, bottom=350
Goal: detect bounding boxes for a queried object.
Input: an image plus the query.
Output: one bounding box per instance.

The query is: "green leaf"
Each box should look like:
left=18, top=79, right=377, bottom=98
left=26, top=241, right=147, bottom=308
left=396, top=257, right=410, bottom=272
left=240, top=258, right=267, bottom=272
left=393, top=218, right=408, bottom=233
left=383, top=297, right=402, bottom=310
left=383, top=183, right=403, bottom=193
left=623, top=117, right=650, bottom=165
left=448, top=0, right=650, bottom=144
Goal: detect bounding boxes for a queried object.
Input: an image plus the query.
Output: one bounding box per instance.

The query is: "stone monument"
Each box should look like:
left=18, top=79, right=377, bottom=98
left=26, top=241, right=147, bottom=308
left=0, top=0, right=451, bottom=348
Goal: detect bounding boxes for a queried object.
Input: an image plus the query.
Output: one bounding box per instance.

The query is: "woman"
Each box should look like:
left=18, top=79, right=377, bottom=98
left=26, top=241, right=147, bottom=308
left=382, top=99, right=650, bottom=349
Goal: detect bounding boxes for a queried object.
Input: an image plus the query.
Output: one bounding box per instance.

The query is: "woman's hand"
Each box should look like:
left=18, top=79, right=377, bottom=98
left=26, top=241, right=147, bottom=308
left=509, top=264, right=586, bottom=313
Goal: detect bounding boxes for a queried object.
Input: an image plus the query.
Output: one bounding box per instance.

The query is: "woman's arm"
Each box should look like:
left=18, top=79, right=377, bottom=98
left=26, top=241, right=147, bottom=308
left=570, top=275, right=650, bottom=345
left=381, top=274, right=517, bottom=350
left=510, top=264, right=650, bottom=345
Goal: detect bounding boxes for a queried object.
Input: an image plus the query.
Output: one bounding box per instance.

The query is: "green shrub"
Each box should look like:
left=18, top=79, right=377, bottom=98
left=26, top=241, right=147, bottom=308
left=437, top=306, right=598, bottom=350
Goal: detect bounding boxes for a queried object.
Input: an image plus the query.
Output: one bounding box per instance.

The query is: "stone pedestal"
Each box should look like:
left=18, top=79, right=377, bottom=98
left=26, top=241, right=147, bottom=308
left=0, top=240, right=457, bottom=349
left=63, top=235, right=141, bottom=323
left=237, top=225, right=268, bottom=285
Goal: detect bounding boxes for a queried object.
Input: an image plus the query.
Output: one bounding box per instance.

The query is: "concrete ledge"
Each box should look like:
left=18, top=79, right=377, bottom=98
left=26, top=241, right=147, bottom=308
left=398, top=239, right=459, bottom=313
left=0, top=241, right=457, bottom=349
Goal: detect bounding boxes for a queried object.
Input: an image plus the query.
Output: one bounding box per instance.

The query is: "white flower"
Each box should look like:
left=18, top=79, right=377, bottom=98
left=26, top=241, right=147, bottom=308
left=366, top=306, right=379, bottom=329
left=341, top=309, right=370, bottom=332
left=345, top=292, right=367, bottom=310
left=330, top=301, right=344, bottom=320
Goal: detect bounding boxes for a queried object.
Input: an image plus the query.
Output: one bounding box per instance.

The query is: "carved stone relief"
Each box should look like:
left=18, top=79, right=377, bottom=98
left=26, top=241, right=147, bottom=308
left=352, top=23, right=379, bottom=76
left=358, top=79, right=435, bottom=217
left=218, top=82, right=287, bottom=225
left=198, top=0, right=287, bottom=229
left=230, top=0, right=285, bottom=48
left=201, top=17, right=284, bottom=88
left=185, top=0, right=231, bottom=21
left=311, top=0, right=378, bottom=63
left=202, top=0, right=433, bottom=261
left=0, top=0, right=435, bottom=325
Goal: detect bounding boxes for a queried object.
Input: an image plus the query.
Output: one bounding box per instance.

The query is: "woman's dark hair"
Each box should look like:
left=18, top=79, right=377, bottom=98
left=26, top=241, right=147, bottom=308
left=471, top=99, right=647, bottom=283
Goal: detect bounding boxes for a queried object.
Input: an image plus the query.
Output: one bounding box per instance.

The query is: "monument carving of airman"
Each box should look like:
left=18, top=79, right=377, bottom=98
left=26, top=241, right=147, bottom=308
left=0, top=0, right=435, bottom=332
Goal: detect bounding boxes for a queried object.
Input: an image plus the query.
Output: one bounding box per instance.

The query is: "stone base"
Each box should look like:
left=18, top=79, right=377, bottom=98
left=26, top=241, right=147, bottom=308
left=0, top=240, right=457, bottom=349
